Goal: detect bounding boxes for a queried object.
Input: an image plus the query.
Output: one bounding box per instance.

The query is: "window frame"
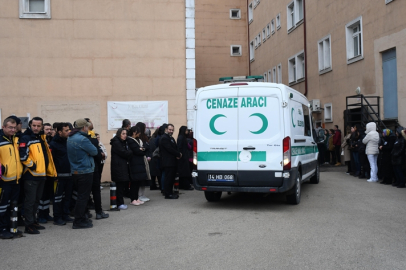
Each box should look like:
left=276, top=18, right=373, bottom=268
left=263, top=72, right=267, bottom=82
left=262, top=28, right=266, bottom=42
left=277, top=64, right=282, bottom=83
left=230, top=9, right=241, bottom=20
left=324, top=103, right=333, bottom=123
left=250, top=40, right=255, bottom=62
left=276, top=13, right=281, bottom=30
left=248, top=2, right=254, bottom=24
left=266, top=23, right=271, bottom=38
left=287, top=0, right=304, bottom=33
left=230, top=45, right=242, bottom=57
left=385, top=0, right=395, bottom=4
left=287, top=1, right=295, bottom=31
left=19, top=0, right=51, bottom=19
left=288, top=50, right=305, bottom=85
left=268, top=69, right=272, bottom=82
left=272, top=67, right=277, bottom=83
left=271, top=19, right=275, bottom=34
left=318, top=34, right=332, bottom=74
left=257, top=33, right=261, bottom=47
left=345, top=16, right=363, bottom=64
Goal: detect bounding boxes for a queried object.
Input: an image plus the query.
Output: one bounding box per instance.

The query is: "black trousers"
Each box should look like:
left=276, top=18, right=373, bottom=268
left=73, top=173, right=93, bottom=224
left=38, top=177, right=55, bottom=218
left=164, top=167, right=177, bottom=196
left=129, top=181, right=140, bottom=201
left=91, top=169, right=102, bottom=213
left=0, top=182, right=20, bottom=231
left=317, top=143, right=326, bottom=164
left=115, top=181, right=128, bottom=206
left=24, top=178, right=46, bottom=226
left=334, top=146, right=341, bottom=164
left=53, top=177, right=73, bottom=220
left=393, top=165, right=404, bottom=186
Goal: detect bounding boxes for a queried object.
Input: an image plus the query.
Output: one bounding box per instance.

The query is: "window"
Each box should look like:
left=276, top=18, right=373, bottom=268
left=248, top=2, right=253, bottom=24
left=262, top=28, right=266, bottom=42
left=345, top=16, right=363, bottom=64
left=318, top=35, right=332, bottom=74
left=272, top=67, right=277, bottom=83
left=254, top=0, right=260, bottom=8
left=19, top=0, right=51, bottom=19
left=288, top=51, right=305, bottom=84
left=254, top=36, right=258, bottom=49
left=230, top=9, right=241, bottom=19
left=257, top=33, right=261, bottom=47
left=324, top=103, right=333, bottom=122
left=268, top=70, right=272, bottom=82
left=271, top=19, right=275, bottom=34
left=276, top=13, right=281, bottom=30
left=266, top=23, right=271, bottom=38
left=302, top=105, right=311, bottom=136
left=230, top=45, right=242, bottom=56
left=385, top=0, right=395, bottom=4
left=287, top=0, right=304, bottom=32
left=277, top=64, right=282, bottom=83
left=250, top=41, right=255, bottom=62
left=264, top=72, right=267, bottom=82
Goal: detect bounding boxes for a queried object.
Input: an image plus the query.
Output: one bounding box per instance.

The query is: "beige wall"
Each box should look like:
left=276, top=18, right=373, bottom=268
left=249, top=0, right=406, bottom=131
left=195, top=0, right=249, bottom=88
left=0, top=0, right=187, bottom=182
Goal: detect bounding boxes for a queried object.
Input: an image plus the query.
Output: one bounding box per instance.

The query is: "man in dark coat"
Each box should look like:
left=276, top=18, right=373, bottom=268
left=379, top=129, right=396, bottom=185
left=392, top=126, right=405, bottom=188
left=177, top=126, right=193, bottom=190
left=160, top=124, right=182, bottom=199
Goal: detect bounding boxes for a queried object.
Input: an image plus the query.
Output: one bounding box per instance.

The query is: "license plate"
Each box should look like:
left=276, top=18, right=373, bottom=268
left=207, top=174, right=235, bottom=182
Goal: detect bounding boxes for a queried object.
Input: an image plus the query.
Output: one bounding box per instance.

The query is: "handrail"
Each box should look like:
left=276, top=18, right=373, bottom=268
left=361, top=95, right=387, bottom=130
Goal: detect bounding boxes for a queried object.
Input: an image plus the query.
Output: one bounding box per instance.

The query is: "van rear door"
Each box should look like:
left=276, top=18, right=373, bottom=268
left=237, top=86, right=284, bottom=187
left=195, top=88, right=239, bottom=186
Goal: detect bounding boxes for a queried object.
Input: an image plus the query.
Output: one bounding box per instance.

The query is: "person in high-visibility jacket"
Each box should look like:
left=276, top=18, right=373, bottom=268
left=0, top=117, right=23, bottom=239
left=19, top=117, right=57, bottom=235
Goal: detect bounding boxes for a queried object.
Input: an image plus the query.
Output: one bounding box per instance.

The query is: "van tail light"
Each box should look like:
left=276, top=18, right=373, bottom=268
left=283, top=136, right=291, bottom=170
left=193, top=138, right=198, bottom=170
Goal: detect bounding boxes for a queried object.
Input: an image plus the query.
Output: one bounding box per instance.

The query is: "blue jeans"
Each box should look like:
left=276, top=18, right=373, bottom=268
left=352, top=152, right=361, bottom=174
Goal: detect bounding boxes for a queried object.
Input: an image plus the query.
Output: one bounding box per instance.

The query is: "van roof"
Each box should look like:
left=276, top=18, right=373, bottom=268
left=197, top=82, right=308, bottom=101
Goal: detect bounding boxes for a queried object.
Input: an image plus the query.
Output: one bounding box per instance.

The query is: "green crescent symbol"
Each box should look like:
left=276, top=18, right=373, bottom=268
left=210, top=114, right=227, bottom=135
left=249, top=113, right=268, bottom=134
left=291, top=108, right=296, bottom=128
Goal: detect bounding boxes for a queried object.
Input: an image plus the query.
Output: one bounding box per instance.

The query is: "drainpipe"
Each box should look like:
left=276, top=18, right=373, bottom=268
left=247, top=0, right=251, bottom=76
left=303, top=0, right=308, bottom=96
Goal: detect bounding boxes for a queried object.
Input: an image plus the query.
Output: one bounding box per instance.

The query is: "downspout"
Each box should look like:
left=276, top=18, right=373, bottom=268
left=303, top=0, right=308, bottom=96
left=247, top=0, right=251, bottom=76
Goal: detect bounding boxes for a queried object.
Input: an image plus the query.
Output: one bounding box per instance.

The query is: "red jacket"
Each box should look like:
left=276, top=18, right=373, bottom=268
left=333, top=130, right=342, bottom=146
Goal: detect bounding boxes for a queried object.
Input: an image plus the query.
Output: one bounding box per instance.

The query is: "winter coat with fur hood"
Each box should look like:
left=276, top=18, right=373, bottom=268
left=362, top=122, right=380, bottom=155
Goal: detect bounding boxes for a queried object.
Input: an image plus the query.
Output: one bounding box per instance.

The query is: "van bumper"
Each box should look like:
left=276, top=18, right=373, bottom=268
left=192, top=169, right=297, bottom=193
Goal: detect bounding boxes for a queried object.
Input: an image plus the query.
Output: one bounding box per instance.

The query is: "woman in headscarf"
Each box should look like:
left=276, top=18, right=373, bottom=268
left=110, top=128, right=133, bottom=210
left=392, top=126, right=405, bottom=188
left=177, top=126, right=194, bottom=190
left=379, top=129, right=396, bottom=185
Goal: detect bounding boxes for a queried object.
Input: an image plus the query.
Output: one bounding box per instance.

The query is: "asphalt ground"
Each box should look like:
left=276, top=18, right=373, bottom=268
left=2, top=166, right=406, bottom=270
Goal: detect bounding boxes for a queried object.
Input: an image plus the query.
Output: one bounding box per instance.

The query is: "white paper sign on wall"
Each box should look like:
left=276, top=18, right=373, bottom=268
left=107, top=101, right=168, bottom=130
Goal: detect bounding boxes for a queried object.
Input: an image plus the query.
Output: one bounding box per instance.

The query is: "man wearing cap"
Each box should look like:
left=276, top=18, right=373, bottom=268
left=20, top=117, right=57, bottom=234
left=67, top=119, right=98, bottom=229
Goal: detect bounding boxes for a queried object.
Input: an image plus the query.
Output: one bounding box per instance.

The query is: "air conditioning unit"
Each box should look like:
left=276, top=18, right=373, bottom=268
left=310, top=99, right=321, bottom=112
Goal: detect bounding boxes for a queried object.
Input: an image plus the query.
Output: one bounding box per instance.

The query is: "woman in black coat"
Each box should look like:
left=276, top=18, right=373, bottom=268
left=391, top=126, right=405, bottom=188
left=379, top=129, right=396, bottom=185
left=110, top=128, right=133, bottom=210
left=149, top=129, right=161, bottom=190
left=177, top=126, right=194, bottom=190
left=127, top=126, right=148, bottom=205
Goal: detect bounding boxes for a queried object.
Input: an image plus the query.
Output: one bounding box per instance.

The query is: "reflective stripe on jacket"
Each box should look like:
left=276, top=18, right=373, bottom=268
left=0, top=130, right=23, bottom=183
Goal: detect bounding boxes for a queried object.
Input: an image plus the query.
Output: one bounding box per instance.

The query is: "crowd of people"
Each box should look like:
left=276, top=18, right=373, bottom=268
left=316, top=122, right=406, bottom=187
left=0, top=116, right=194, bottom=239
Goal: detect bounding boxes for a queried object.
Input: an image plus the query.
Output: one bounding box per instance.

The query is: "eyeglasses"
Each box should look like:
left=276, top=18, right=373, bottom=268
left=5, top=126, right=16, bottom=130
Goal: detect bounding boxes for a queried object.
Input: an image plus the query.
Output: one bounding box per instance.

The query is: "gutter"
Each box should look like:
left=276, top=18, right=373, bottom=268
left=247, top=0, right=251, bottom=76
left=303, top=0, right=308, bottom=96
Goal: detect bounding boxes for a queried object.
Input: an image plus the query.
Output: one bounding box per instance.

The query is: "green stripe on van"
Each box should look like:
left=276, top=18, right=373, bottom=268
left=291, top=146, right=318, bottom=156
left=197, top=151, right=266, bottom=162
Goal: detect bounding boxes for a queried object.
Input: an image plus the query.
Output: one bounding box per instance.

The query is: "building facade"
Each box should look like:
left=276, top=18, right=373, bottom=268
left=0, top=0, right=195, bottom=182
left=248, top=0, right=406, bottom=130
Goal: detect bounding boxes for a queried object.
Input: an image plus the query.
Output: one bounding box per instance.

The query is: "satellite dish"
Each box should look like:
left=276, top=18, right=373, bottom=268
left=355, top=87, right=361, bottom=95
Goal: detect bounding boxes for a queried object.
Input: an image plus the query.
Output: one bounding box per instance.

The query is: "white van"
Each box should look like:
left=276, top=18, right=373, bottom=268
left=192, top=80, right=319, bottom=205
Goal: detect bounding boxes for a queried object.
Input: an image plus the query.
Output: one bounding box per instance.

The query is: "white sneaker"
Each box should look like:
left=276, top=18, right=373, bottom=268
left=367, top=179, right=378, bottom=183
left=100, top=185, right=103, bottom=190
left=139, top=196, right=150, bottom=202
left=118, top=204, right=128, bottom=210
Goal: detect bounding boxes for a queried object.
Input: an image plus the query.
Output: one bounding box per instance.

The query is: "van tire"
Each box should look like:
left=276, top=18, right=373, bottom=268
left=310, top=164, right=320, bottom=184
left=286, top=172, right=301, bottom=205
left=204, top=191, right=222, bottom=202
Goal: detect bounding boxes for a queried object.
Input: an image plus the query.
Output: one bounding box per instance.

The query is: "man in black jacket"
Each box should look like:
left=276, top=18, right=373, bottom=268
left=49, top=123, right=74, bottom=225
left=160, top=124, right=182, bottom=199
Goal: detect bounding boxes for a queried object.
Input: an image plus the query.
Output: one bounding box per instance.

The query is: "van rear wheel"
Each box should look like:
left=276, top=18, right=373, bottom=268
left=286, top=172, right=301, bottom=205
left=204, top=191, right=222, bottom=202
